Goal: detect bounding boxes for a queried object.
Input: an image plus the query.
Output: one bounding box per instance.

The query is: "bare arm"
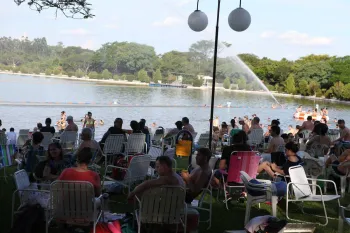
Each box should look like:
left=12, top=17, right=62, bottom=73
left=128, top=177, right=167, bottom=198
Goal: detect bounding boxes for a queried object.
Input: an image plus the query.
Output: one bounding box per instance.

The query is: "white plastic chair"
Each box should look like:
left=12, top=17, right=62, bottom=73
left=240, top=171, right=278, bottom=225
left=18, top=129, right=30, bottom=136
left=102, top=155, right=151, bottom=195
left=11, top=170, right=50, bottom=226
left=16, top=135, right=29, bottom=148
left=287, top=165, right=340, bottom=226
left=302, top=157, right=324, bottom=195
left=46, top=181, right=104, bottom=233
left=189, top=170, right=214, bottom=229
left=339, top=205, right=350, bottom=233
left=41, top=132, right=53, bottom=150
left=124, top=133, right=146, bottom=157
left=197, top=133, right=210, bottom=148
left=59, top=131, right=78, bottom=149
left=247, top=128, right=264, bottom=147
left=330, top=160, right=350, bottom=197
left=135, top=186, right=187, bottom=233
left=102, top=134, right=126, bottom=167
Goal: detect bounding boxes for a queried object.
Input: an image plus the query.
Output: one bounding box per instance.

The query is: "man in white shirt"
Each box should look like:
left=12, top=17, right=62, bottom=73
left=7, top=127, right=17, bottom=145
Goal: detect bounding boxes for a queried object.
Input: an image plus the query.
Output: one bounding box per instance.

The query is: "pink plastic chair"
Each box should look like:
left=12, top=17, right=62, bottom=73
left=222, top=151, right=261, bottom=209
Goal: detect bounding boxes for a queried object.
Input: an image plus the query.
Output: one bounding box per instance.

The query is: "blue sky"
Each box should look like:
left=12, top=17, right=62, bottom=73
left=1, top=0, right=350, bottom=60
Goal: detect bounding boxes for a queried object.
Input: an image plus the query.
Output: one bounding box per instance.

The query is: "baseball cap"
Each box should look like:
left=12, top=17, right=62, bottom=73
left=67, top=116, right=73, bottom=121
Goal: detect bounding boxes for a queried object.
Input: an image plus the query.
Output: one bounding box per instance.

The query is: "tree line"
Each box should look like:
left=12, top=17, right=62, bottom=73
left=0, top=37, right=349, bottom=100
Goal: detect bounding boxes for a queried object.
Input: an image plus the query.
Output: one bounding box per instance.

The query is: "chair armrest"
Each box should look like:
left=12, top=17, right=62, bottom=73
left=256, top=179, right=272, bottom=184
left=106, top=165, right=129, bottom=171
left=306, top=177, right=338, bottom=194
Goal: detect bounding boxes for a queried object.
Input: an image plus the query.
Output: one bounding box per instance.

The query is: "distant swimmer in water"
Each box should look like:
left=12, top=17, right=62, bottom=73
left=99, top=120, right=104, bottom=126
left=152, top=122, right=157, bottom=128
left=296, top=105, right=302, bottom=112
left=271, top=104, right=277, bottom=109
left=83, top=111, right=96, bottom=133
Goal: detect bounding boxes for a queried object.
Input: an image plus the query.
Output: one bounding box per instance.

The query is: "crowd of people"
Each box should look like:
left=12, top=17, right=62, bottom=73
left=2, top=108, right=350, bottom=232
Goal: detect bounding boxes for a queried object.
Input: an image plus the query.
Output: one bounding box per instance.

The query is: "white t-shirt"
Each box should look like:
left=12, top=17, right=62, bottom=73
left=7, top=132, right=17, bottom=145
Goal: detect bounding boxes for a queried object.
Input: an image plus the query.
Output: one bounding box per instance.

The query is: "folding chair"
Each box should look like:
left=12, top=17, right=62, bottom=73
left=287, top=165, right=340, bottom=226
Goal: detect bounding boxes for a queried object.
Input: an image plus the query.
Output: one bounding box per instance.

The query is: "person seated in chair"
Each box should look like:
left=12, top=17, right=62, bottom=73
left=34, top=142, right=70, bottom=182
left=128, top=156, right=185, bottom=199
left=181, top=148, right=212, bottom=204
left=58, top=147, right=101, bottom=196
left=258, top=142, right=302, bottom=178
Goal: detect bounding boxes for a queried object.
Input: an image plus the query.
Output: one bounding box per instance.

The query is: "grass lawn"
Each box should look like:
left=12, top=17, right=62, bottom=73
left=1, top=158, right=349, bottom=233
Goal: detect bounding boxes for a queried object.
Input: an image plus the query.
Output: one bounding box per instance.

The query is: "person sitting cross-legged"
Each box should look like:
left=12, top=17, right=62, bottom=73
left=181, top=147, right=212, bottom=204
left=127, top=156, right=185, bottom=199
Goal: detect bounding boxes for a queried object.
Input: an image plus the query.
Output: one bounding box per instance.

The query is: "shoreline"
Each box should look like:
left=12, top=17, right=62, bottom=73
left=0, top=70, right=348, bottom=105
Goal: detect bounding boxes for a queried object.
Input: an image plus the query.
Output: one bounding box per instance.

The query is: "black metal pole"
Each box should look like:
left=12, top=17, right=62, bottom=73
left=208, top=0, right=221, bottom=151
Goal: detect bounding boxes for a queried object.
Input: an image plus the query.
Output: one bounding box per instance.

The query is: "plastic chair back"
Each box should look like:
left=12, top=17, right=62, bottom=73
left=103, top=134, right=125, bottom=155
left=289, top=165, right=312, bottom=199
left=227, top=151, right=260, bottom=183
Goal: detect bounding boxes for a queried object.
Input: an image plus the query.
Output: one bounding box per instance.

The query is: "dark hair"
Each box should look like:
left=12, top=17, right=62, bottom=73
left=285, top=141, right=299, bottom=153
left=10, top=127, right=14, bottom=132
left=230, top=119, right=235, bottom=127
left=45, top=118, right=52, bottom=125
left=47, top=142, right=63, bottom=160
left=221, top=122, right=228, bottom=128
left=139, top=120, right=145, bottom=130
left=2, top=128, right=6, bottom=132
left=197, top=147, right=212, bottom=162
left=88, top=111, right=92, bottom=115
left=156, top=156, right=172, bottom=168
left=233, top=131, right=248, bottom=144
left=130, top=120, right=140, bottom=131
left=271, top=126, right=281, bottom=135
left=314, top=123, right=328, bottom=136
left=37, top=123, right=43, bottom=129
left=182, top=117, right=189, bottom=124
left=175, top=121, right=183, bottom=130
left=253, top=117, right=260, bottom=123
left=281, top=133, right=288, bottom=139
left=76, top=147, right=93, bottom=164
left=0, top=119, right=2, bottom=127
left=271, top=119, right=280, bottom=126
left=32, top=132, right=44, bottom=144
left=140, top=119, right=146, bottom=123
left=307, top=116, right=312, bottom=121
left=338, top=119, right=345, bottom=124
left=114, top=118, right=123, bottom=123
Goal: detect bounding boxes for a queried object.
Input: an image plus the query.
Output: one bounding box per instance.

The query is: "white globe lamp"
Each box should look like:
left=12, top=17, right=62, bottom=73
left=228, top=7, right=251, bottom=32
left=188, top=10, right=208, bottom=32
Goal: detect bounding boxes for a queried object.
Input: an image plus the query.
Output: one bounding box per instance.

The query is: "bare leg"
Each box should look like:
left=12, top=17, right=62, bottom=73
left=258, top=162, right=275, bottom=177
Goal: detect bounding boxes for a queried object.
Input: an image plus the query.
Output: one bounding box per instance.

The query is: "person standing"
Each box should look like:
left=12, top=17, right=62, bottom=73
left=57, top=111, right=67, bottom=132
left=83, top=112, right=96, bottom=133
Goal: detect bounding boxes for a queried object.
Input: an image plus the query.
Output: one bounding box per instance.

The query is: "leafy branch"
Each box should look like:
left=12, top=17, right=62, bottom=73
left=14, top=0, right=94, bottom=19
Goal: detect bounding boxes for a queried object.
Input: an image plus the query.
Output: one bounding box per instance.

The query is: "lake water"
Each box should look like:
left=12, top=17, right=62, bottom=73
left=0, top=73, right=349, bottom=140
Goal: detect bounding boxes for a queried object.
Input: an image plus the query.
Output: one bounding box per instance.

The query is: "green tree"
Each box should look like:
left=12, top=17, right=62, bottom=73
left=101, top=69, right=112, bottom=79
left=88, top=71, right=99, bottom=79
left=223, top=77, right=231, bottom=89
left=45, top=68, right=52, bottom=75
left=113, top=74, right=120, bottom=80
left=284, top=74, right=296, bottom=94
left=298, top=79, right=309, bottom=96
left=192, top=78, right=204, bottom=87
left=308, top=80, right=321, bottom=96
left=138, top=69, right=150, bottom=83
left=153, top=69, right=162, bottom=83
left=75, top=69, right=84, bottom=78
left=236, top=77, right=247, bottom=90
left=341, top=84, right=350, bottom=100
left=125, top=74, right=135, bottom=82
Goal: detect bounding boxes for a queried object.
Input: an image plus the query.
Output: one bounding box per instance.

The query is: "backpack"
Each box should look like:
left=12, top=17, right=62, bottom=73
left=10, top=204, right=45, bottom=233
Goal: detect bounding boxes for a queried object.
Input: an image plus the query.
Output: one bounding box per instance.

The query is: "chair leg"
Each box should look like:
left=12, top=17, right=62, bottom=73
left=341, top=177, right=346, bottom=197
left=271, top=196, right=278, bottom=217
left=338, top=210, right=344, bottom=233
left=244, top=199, right=252, bottom=225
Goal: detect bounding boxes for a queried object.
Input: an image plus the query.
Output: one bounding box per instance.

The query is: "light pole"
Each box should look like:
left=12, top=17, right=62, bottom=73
left=188, top=0, right=251, bottom=150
